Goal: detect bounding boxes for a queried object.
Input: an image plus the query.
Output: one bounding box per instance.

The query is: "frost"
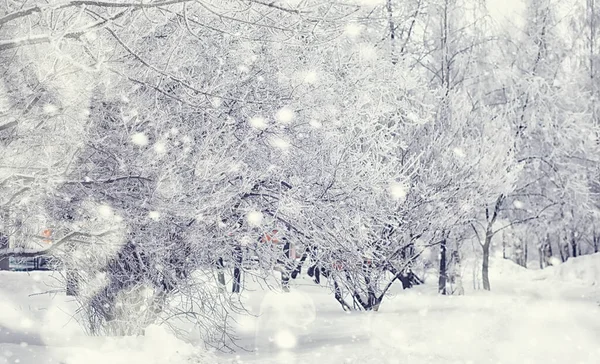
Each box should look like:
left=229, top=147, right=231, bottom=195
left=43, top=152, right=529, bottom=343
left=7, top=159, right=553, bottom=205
left=246, top=211, right=263, bottom=226
left=389, top=182, right=408, bottom=201
left=131, top=132, right=149, bottom=146
left=148, top=211, right=161, bottom=221
left=276, top=107, right=295, bottom=124
left=274, top=329, right=297, bottom=349
left=249, top=116, right=268, bottom=130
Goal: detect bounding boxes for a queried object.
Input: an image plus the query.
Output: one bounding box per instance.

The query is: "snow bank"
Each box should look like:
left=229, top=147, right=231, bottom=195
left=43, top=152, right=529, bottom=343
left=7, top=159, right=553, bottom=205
left=0, top=271, right=218, bottom=364
left=548, top=253, right=600, bottom=286
left=56, top=325, right=209, bottom=364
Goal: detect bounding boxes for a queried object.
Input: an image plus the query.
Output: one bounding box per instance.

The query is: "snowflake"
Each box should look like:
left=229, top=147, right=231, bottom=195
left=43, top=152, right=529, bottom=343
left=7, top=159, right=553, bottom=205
left=98, top=204, right=113, bottom=217
left=389, top=182, right=408, bottom=201
left=149, top=211, right=161, bottom=221
left=43, top=103, right=59, bottom=115
left=452, top=148, right=466, bottom=158
left=304, top=71, right=318, bottom=84
left=344, top=23, right=362, bottom=37
left=276, top=107, right=295, bottom=124
left=269, top=136, right=290, bottom=150
left=249, top=116, right=268, bottom=130
left=309, top=120, right=322, bottom=129
left=247, top=211, right=264, bottom=226
left=131, top=132, right=149, bottom=146
left=154, top=142, right=167, bottom=154
left=274, top=330, right=297, bottom=349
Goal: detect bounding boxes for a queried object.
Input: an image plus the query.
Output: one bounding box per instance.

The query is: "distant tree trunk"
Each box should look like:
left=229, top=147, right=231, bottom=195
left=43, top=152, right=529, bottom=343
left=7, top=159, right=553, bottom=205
left=523, top=238, right=528, bottom=268
left=438, top=238, right=447, bottom=295
left=232, top=246, right=242, bottom=293
left=482, top=237, right=491, bottom=291
left=570, top=231, right=577, bottom=258
left=502, top=231, right=507, bottom=259
left=482, top=195, right=504, bottom=291
left=216, top=257, right=226, bottom=289
left=558, top=233, right=566, bottom=262
left=0, top=233, right=9, bottom=271
left=593, top=230, right=599, bottom=253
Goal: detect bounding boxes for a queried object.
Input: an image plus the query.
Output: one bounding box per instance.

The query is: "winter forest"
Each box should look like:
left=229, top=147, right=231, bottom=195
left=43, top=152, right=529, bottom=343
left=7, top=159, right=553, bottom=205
left=0, top=0, right=600, bottom=363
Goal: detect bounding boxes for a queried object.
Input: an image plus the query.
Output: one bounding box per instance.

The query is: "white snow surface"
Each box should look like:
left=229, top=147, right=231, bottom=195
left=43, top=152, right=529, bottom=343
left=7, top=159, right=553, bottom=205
left=1, top=256, right=600, bottom=364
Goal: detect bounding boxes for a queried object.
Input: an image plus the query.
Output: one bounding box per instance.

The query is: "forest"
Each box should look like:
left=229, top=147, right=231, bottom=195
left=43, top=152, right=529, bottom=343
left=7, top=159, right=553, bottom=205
left=0, top=0, right=599, bottom=363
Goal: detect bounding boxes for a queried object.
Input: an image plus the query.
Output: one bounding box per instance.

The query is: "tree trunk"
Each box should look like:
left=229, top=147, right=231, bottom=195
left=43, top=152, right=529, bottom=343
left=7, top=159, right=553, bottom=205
left=482, top=239, right=491, bottom=291
left=502, top=231, right=507, bottom=259
left=523, top=238, right=528, bottom=268
left=0, top=233, right=9, bottom=271
left=438, top=238, right=447, bottom=295
left=232, top=246, right=242, bottom=293
left=570, top=231, right=577, bottom=258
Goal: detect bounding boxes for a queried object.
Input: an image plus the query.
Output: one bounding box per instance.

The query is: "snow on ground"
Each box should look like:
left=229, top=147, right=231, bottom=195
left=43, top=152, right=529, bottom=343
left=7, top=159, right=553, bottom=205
left=1, top=256, right=600, bottom=364
left=0, top=271, right=213, bottom=364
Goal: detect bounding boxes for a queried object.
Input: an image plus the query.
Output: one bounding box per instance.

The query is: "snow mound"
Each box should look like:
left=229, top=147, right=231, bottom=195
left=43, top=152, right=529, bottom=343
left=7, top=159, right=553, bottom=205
left=59, top=325, right=214, bottom=364
left=549, top=253, right=600, bottom=286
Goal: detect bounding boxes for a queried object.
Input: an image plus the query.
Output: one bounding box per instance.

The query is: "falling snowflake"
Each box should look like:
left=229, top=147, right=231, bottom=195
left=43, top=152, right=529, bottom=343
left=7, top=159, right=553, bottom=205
left=274, top=329, right=297, bottom=349
left=309, top=120, right=322, bottom=129
left=148, top=211, right=160, bottom=221
left=154, top=142, right=167, bottom=154
left=304, top=71, right=318, bottom=84
left=98, top=204, right=113, bottom=217
left=131, top=132, right=149, bottom=146
left=453, top=148, right=466, bottom=158
left=247, top=211, right=264, bottom=226
left=249, top=116, right=268, bottom=130
left=513, top=200, right=525, bottom=209
left=269, top=136, right=290, bottom=150
left=276, top=107, right=295, bottom=124
left=389, top=182, right=408, bottom=201
left=344, top=23, right=362, bottom=37
left=43, top=103, right=59, bottom=114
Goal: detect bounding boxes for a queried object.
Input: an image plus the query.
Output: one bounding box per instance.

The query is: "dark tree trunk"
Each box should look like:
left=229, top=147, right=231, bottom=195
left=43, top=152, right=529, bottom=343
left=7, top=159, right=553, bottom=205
left=523, top=238, right=528, bottom=268
left=482, top=238, right=491, bottom=291
left=502, top=232, right=507, bottom=259
left=570, top=231, right=577, bottom=258
left=438, top=238, right=447, bottom=295
left=216, top=257, right=226, bottom=288
left=232, top=246, right=243, bottom=293
left=0, top=233, right=9, bottom=271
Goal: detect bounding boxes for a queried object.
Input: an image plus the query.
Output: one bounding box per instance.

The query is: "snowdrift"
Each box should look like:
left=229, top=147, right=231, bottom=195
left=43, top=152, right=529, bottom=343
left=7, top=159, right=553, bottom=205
left=548, top=253, right=600, bottom=286
left=0, top=271, right=217, bottom=364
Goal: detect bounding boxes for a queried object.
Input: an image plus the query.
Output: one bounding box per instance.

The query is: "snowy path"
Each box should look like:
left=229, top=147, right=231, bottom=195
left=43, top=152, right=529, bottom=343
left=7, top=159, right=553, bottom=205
left=223, top=260, right=600, bottom=364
